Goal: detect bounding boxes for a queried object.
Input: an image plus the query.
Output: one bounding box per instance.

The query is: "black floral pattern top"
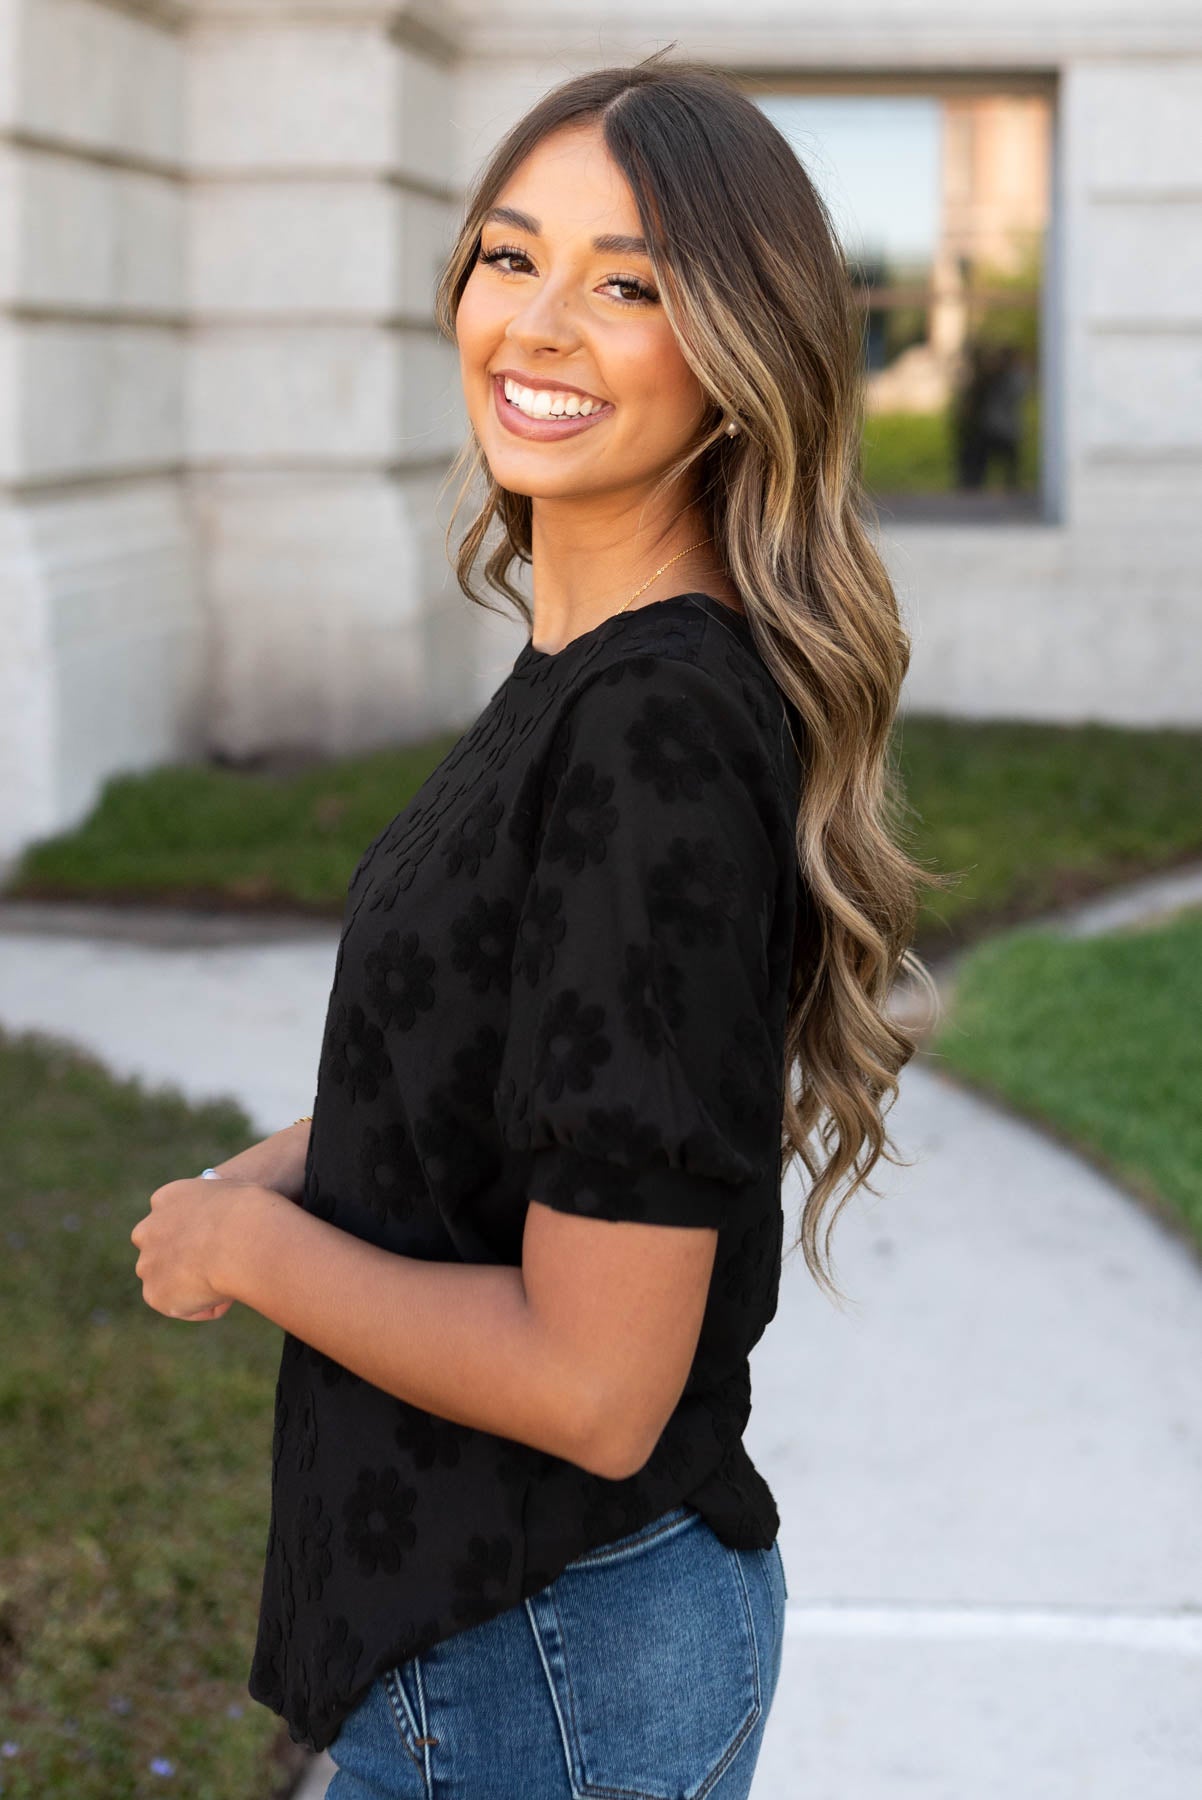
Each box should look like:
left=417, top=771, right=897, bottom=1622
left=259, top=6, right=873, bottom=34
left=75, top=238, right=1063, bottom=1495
left=248, top=591, right=805, bottom=1751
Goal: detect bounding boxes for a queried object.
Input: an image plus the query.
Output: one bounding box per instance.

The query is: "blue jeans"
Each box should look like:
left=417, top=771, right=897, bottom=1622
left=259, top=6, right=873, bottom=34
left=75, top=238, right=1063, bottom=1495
left=325, top=1502, right=788, bottom=1799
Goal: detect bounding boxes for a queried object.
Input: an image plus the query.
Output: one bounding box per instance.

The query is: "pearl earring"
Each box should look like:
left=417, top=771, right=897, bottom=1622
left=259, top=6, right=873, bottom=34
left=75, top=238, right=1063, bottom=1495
left=724, top=418, right=740, bottom=437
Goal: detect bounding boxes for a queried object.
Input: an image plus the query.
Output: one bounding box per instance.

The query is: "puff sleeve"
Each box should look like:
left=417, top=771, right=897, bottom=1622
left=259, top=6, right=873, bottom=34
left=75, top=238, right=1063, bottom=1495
left=494, top=652, right=795, bottom=1229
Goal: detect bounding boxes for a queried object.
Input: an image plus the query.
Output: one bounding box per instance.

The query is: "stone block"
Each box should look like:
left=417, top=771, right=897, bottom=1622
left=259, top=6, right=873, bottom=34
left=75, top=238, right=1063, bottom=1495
left=1083, top=335, right=1202, bottom=454
left=191, top=465, right=476, bottom=756
left=0, top=478, right=202, bottom=860
left=889, top=520, right=1202, bottom=727
left=188, top=179, right=398, bottom=315
left=1079, top=61, right=1202, bottom=193
left=1083, top=201, right=1202, bottom=325
left=2, top=320, right=183, bottom=480
left=187, top=19, right=399, bottom=171
left=5, top=146, right=184, bottom=311
left=188, top=323, right=460, bottom=462
left=14, top=0, right=184, bottom=164
left=189, top=322, right=397, bottom=460
left=394, top=39, right=455, bottom=190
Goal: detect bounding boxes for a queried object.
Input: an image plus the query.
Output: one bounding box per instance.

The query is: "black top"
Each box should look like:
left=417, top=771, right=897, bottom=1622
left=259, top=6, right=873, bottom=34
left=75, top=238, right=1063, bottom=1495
left=248, top=591, right=805, bottom=1751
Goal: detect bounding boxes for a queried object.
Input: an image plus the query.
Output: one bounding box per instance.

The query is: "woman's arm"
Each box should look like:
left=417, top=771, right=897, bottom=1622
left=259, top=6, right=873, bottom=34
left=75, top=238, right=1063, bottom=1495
left=131, top=1176, right=716, bottom=1480
left=206, top=1118, right=311, bottom=1201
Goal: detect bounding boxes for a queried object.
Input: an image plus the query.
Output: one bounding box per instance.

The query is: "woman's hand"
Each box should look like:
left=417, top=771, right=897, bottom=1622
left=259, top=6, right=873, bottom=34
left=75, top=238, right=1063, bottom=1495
left=130, top=1176, right=266, bottom=1322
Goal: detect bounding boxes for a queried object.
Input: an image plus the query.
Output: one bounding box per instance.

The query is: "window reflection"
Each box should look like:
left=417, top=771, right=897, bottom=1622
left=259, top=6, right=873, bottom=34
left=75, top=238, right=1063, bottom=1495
left=755, top=86, right=1052, bottom=518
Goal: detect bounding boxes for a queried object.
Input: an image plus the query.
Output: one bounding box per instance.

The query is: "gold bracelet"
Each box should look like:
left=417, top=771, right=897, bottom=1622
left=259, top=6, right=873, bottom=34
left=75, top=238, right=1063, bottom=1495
left=293, top=1114, right=313, bottom=1126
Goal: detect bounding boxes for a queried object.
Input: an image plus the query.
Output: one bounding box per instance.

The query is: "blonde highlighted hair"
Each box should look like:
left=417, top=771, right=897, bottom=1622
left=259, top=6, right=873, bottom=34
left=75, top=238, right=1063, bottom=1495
left=434, top=50, right=948, bottom=1301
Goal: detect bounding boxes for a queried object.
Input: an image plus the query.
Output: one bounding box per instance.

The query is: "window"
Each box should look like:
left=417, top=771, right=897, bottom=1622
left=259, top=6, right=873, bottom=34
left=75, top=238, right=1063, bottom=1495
left=753, top=79, right=1054, bottom=522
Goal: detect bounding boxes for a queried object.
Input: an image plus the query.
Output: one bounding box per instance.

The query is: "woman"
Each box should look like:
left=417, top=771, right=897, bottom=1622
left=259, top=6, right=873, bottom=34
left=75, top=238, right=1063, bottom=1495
left=131, top=52, right=937, bottom=1799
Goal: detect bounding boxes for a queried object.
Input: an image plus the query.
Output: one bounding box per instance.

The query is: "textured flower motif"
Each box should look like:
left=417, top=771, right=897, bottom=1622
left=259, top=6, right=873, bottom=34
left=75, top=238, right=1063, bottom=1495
left=496, top=1441, right=560, bottom=1495
left=541, top=761, right=619, bottom=873
left=306, top=1172, right=340, bottom=1224
left=643, top=1426, right=695, bottom=1485
left=449, top=894, right=518, bottom=994
left=447, top=1025, right=504, bottom=1115
left=578, top=1482, right=647, bottom=1545
left=366, top=821, right=441, bottom=913
left=450, top=1533, right=512, bottom=1623
left=387, top=1614, right=443, bottom=1665
left=626, top=689, right=724, bottom=803
left=250, top=1615, right=285, bottom=1713
left=324, top=1001, right=392, bottom=1104
left=618, top=941, right=685, bottom=1053
left=296, top=1493, right=334, bottom=1603
left=531, top=989, right=611, bottom=1100
left=570, top=1104, right=669, bottom=1174
left=302, top=1339, right=355, bottom=1391
left=357, top=1121, right=425, bottom=1222
left=442, top=780, right=504, bottom=878
left=271, top=1395, right=290, bottom=1486
left=316, top=1615, right=364, bottom=1693
left=513, top=882, right=566, bottom=987
left=648, top=837, right=741, bottom=947
left=278, top=1553, right=297, bottom=1637
left=363, top=929, right=436, bottom=1032
left=289, top=1655, right=314, bottom=1747
left=410, top=1089, right=497, bottom=1207
left=720, top=1211, right=778, bottom=1308
left=342, top=1467, right=418, bottom=1577
left=394, top=1406, right=473, bottom=1471
left=597, top=652, right=662, bottom=688
left=717, top=1015, right=780, bottom=1146
left=540, top=1154, right=647, bottom=1222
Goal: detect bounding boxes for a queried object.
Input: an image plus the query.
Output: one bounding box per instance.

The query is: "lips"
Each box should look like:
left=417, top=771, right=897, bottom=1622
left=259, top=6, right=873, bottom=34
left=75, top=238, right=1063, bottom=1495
left=491, top=374, right=614, bottom=442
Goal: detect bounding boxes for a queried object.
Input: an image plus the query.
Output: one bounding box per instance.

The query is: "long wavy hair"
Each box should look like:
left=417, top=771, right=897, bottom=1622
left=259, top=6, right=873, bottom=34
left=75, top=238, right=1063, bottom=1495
left=433, top=51, right=948, bottom=1302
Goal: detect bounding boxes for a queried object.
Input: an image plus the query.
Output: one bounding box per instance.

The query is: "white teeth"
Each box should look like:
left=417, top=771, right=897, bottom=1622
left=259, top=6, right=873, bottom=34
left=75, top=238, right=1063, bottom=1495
left=501, top=376, right=603, bottom=420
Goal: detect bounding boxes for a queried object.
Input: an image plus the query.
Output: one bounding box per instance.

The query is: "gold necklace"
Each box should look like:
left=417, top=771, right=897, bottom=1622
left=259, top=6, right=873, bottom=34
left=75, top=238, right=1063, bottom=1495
left=615, top=537, right=712, bottom=616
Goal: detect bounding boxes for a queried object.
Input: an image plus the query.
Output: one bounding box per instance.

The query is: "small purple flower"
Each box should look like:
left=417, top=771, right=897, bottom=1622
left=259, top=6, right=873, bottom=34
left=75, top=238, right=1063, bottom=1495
left=1, top=1744, right=19, bottom=1757
left=61, top=1213, right=81, bottom=1232
left=107, top=1695, right=131, bottom=1715
left=226, top=1702, right=243, bottom=1718
left=149, top=1758, right=175, bottom=1777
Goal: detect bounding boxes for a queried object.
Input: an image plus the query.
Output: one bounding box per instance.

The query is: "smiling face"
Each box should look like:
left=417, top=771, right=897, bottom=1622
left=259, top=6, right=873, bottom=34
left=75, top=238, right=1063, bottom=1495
left=455, top=122, right=711, bottom=505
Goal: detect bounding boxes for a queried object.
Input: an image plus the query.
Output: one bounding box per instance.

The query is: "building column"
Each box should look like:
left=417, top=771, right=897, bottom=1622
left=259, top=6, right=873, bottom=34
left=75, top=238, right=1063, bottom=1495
left=0, top=0, right=200, bottom=870
left=186, top=0, right=471, bottom=760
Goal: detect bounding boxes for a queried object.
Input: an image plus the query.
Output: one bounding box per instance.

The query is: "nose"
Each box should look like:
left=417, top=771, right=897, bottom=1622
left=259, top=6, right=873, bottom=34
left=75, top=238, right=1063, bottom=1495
left=503, top=272, right=583, bottom=358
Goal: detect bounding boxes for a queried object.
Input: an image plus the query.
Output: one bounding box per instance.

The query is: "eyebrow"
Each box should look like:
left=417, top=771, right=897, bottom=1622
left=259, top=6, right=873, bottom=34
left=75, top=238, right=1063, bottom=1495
left=482, top=204, right=649, bottom=257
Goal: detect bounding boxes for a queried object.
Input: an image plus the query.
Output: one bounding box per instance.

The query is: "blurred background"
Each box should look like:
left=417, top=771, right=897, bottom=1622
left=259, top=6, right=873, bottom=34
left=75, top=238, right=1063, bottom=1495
left=0, top=3, right=1199, bottom=1798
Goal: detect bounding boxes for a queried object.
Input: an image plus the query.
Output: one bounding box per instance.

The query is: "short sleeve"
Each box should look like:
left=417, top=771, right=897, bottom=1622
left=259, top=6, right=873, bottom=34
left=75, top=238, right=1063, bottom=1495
left=494, top=653, right=792, bottom=1229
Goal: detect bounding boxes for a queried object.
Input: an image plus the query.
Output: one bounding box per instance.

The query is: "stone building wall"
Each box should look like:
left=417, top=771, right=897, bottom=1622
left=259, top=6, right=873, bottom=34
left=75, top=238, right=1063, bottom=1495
left=2, top=0, right=1200, bottom=865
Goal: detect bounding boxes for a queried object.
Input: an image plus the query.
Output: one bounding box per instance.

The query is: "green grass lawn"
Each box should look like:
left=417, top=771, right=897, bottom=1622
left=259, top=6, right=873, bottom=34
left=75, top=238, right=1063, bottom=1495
left=6, top=728, right=465, bottom=914
left=929, top=907, right=1202, bottom=1252
left=896, top=714, right=1202, bottom=955
left=12, top=713, right=1201, bottom=963
left=0, top=1027, right=299, bottom=1800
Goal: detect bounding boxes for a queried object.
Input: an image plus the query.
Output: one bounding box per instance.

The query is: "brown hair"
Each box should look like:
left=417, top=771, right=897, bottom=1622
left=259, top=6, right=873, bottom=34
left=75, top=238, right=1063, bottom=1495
left=434, top=50, right=947, bottom=1301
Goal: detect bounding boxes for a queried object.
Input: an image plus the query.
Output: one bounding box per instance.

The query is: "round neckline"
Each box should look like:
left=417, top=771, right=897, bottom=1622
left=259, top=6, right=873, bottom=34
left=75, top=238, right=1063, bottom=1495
left=517, top=591, right=752, bottom=667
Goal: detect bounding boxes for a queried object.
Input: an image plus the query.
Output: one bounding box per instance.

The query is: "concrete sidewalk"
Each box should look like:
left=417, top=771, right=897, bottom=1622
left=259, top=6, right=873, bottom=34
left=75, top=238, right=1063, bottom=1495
left=2, top=874, right=1200, bottom=1799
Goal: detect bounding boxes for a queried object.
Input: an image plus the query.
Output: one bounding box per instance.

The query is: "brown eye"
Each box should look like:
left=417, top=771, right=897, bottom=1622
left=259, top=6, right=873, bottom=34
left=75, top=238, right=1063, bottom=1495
left=477, top=243, right=533, bottom=275
left=602, top=275, right=657, bottom=306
